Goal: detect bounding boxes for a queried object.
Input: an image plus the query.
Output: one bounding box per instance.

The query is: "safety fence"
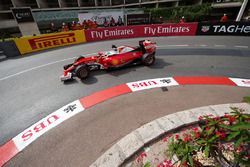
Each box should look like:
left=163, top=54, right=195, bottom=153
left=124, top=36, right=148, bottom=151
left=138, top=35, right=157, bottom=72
left=1, top=21, right=249, bottom=56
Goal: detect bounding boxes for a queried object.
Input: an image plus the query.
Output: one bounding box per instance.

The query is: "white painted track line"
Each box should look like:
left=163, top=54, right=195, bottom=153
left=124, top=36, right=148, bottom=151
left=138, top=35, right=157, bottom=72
left=234, top=45, right=248, bottom=49
left=0, top=57, right=76, bottom=81
left=214, top=45, right=226, bottom=47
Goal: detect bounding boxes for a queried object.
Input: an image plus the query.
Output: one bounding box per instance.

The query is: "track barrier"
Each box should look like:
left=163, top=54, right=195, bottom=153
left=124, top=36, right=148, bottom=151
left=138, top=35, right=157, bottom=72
left=0, top=22, right=249, bottom=56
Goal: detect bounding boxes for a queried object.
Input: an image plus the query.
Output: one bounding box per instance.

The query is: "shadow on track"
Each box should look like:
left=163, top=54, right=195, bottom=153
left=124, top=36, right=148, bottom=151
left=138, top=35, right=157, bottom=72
left=81, top=76, right=98, bottom=85
left=148, top=57, right=173, bottom=69
left=63, top=79, right=79, bottom=85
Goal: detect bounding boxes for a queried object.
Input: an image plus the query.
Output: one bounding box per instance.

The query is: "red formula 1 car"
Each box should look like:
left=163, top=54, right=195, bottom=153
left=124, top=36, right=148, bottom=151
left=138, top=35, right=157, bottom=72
left=60, top=40, right=156, bottom=81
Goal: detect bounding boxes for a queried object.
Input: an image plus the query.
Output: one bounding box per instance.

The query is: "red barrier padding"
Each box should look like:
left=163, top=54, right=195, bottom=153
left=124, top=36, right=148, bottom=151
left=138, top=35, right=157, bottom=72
left=0, top=140, right=19, bottom=167
left=173, top=76, right=237, bottom=86
left=85, top=23, right=198, bottom=42
left=80, top=84, right=132, bottom=108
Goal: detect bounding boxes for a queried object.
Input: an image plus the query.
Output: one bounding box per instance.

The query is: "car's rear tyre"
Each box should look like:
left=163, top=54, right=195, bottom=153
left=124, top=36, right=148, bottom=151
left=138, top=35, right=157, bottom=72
left=63, top=64, right=73, bottom=70
left=75, top=65, right=89, bottom=79
left=142, top=53, right=155, bottom=66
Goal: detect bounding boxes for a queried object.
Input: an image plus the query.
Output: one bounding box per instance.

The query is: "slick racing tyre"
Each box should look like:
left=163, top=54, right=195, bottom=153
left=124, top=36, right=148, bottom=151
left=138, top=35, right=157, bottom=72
left=142, top=53, right=155, bottom=66
left=75, top=65, right=89, bottom=79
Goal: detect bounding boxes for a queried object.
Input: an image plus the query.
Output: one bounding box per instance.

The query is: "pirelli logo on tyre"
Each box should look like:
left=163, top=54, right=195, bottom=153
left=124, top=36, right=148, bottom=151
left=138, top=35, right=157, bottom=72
left=14, top=30, right=86, bottom=54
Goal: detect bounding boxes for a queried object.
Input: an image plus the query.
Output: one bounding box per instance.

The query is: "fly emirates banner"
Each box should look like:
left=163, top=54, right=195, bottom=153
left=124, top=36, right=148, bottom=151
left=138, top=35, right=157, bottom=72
left=85, top=23, right=198, bottom=41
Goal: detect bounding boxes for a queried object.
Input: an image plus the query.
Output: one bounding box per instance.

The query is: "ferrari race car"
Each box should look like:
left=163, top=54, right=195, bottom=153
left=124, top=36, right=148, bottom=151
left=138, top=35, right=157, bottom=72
left=60, top=40, right=156, bottom=81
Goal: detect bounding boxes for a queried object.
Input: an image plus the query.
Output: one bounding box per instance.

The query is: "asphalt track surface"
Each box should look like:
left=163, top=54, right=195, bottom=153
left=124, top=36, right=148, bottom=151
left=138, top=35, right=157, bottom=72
left=0, top=36, right=250, bottom=166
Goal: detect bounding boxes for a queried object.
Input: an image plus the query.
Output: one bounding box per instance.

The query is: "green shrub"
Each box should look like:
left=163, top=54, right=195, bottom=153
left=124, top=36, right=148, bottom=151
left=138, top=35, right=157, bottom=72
left=145, top=3, right=212, bottom=23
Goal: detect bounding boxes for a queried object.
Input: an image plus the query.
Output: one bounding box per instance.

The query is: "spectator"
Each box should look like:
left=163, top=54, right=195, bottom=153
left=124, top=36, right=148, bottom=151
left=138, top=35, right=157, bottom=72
left=71, top=21, right=76, bottom=30
left=117, top=16, right=123, bottom=26
left=92, top=21, right=98, bottom=29
left=50, top=22, right=56, bottom=33
left=87, top=19, right=93, bottom=29
left=82, top=20, right=88, bottom=29
left=159, top=16, right=163, bottom=23
left=151, top=16, right=156, bottom=24
left=61, top=22, right=69, bottom=31
left=110, top=17, right=116, bottom=27
left=179, top=16, right=185, bottom=23
left=103, top=18, right=109, bottom=27
left=75, top=21, right=83, bottom=30
left=67, top=22, right=72, bottom=30
left=220, top=14, right=228, bottom=22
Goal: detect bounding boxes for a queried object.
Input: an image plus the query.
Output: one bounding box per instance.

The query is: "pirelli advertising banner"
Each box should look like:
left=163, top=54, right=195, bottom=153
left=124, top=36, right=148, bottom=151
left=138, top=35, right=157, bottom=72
left=85, top=23, right=198, bottom=42
left=14, top=30, right=86, bottom=54
left=196, top=22, right=250, bottom=36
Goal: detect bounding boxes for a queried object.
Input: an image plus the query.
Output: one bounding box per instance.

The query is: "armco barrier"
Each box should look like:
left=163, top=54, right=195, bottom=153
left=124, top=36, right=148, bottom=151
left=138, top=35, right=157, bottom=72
left=14, top=30, right=86, bottom=54
left=12, top=22, right=250, bottom=55
left=0, top=41, right=20, bottom=58
left=85, top=23, right=198, bottom=42
left=196, top=21, right=250, bottom=36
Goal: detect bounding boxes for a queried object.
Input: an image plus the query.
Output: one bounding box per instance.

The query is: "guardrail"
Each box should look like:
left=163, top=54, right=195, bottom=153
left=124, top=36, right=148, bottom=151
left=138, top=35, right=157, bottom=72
left=0, top=21, right=249, bottom=56
left=0, top=41, right=20, bottom=58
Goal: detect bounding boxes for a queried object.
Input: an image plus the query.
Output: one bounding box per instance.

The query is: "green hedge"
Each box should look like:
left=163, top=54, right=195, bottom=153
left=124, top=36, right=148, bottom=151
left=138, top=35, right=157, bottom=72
left=145, top=3, right=212, bottom=23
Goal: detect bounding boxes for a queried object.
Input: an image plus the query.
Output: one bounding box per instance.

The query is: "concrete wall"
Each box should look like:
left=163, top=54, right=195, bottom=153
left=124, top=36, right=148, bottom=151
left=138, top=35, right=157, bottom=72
left=18, top=22, right=40, bottom=36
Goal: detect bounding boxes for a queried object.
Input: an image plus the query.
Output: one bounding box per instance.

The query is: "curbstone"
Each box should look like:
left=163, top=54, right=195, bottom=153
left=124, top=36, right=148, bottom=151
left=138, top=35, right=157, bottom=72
left=166, top=113, right=185, bottom=126
left=189, top=106, right=215, bottom=119
left=209, top=103, right=250, bottom=116
left=135, top=121, right=165, bottom=144
left=209, top=103, right=233, bottom=116
left=117, top=132, right=144, bottom=158
left=156, top=114, right=183, bottom=132
left=230, top=103, right=250, bottom=114
left=174, top=110, right=198, bottom=125
left=90, top=144, right=126, bottom=167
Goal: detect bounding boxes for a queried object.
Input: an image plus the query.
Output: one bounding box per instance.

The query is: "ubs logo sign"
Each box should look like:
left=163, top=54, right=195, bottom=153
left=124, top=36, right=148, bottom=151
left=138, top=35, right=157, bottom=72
left=11, top=7, right=34, bottom=23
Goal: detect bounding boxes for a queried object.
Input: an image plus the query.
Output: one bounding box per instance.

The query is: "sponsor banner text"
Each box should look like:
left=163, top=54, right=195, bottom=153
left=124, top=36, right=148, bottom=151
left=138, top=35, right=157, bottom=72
left=126, top=77, right=179, bottom=92
left=13, top=100, right=84, bottom=151
left=197, top=22, right=250, bottom=36
left=229, top=78, right=250, bottom=87
left=85, top=23, right=198, bottom=42
left=14, top=30, right=86, bottom=54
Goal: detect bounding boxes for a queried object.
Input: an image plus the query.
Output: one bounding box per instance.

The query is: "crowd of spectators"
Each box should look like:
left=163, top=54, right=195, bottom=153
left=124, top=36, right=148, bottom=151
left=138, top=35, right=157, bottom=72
left=49, top=16, right=124, bottom=33
left=48, top=14, right=232, bottom=34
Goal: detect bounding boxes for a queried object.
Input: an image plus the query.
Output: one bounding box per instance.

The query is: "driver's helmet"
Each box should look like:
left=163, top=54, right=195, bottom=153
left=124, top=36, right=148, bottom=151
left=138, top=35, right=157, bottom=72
left=112, top=45, right=117, bottom=51
left=143, top=40, right=151, bottom=46
left=143, top=40, right=153, bottom=48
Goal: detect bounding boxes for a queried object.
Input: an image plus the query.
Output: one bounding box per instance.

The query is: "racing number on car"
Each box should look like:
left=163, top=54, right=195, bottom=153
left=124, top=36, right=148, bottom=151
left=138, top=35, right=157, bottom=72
left=64, top=104, right=77, bottom=113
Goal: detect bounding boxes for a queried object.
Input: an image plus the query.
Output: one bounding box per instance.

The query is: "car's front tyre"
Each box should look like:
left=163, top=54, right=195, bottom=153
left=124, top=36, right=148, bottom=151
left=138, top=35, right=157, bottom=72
left=75, top=64, right=89, bottom=79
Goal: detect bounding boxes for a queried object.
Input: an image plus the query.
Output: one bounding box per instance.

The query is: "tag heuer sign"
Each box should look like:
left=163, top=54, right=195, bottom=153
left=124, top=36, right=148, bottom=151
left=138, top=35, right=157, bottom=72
left=201, top=26, right=210, bottom=32
left=11, top=7, right=34, bottom=23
